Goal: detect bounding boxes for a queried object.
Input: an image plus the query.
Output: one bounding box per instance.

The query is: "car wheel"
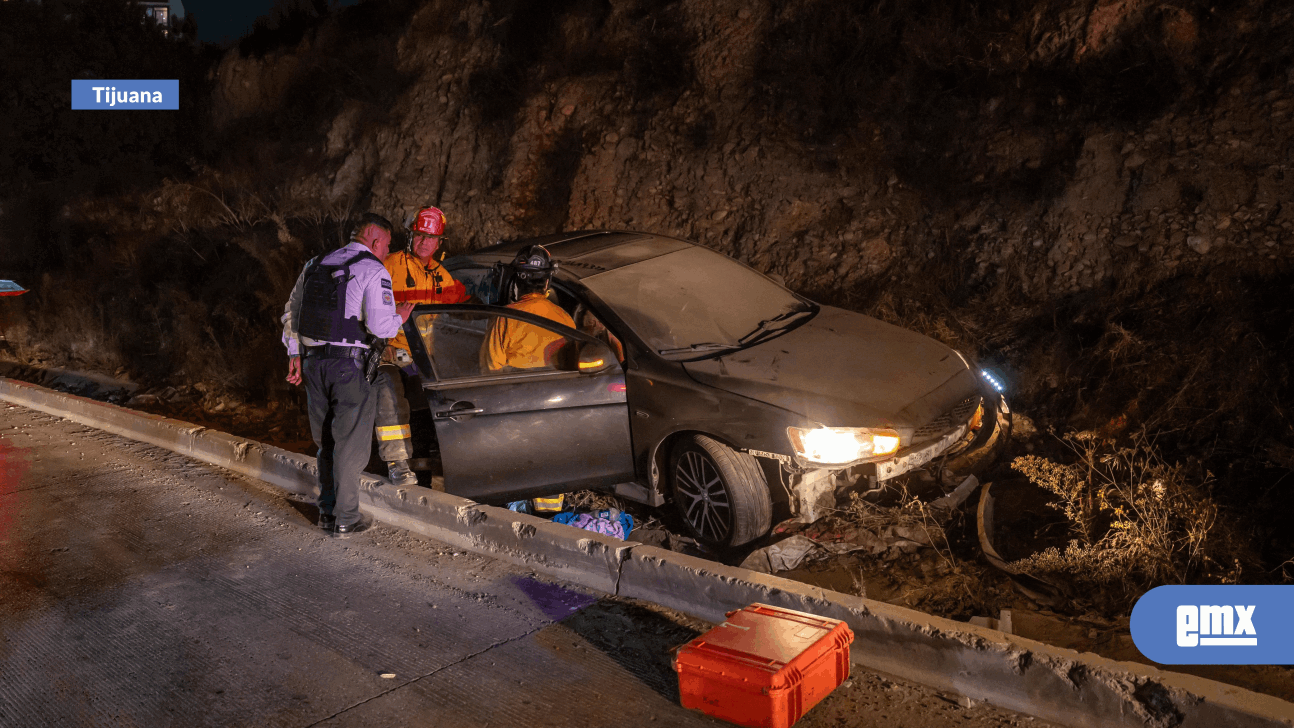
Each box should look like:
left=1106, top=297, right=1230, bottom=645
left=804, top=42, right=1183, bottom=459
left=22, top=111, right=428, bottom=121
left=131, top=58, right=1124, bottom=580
left=670, top=434, right=772, bottom=548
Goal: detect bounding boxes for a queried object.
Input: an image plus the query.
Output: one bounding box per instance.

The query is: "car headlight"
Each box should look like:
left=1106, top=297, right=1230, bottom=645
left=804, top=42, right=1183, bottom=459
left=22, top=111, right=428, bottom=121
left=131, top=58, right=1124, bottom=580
left=787, top=426, right=902, bottom=465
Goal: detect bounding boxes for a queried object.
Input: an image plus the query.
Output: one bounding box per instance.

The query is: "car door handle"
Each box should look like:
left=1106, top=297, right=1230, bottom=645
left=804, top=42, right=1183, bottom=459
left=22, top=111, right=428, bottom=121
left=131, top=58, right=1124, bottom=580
left=435, top=402, right=484, bottom=420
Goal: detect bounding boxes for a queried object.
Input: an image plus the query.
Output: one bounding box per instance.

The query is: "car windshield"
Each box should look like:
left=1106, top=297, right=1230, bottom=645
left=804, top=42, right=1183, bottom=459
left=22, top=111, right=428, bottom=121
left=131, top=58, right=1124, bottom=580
left=581, top=246, right=813, bottom=357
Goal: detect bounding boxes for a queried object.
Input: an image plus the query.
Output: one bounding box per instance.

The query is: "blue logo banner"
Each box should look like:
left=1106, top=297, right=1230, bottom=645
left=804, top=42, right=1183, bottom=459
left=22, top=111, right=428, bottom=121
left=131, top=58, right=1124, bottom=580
left=71, top=80, right=178, bottom=110
left=1131, top=585, right=1294, bottom=664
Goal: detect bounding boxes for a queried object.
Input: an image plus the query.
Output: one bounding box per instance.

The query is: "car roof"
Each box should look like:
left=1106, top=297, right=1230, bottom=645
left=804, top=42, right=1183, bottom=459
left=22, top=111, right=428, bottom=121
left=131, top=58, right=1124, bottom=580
left=466, top=231, right=695, bottom=281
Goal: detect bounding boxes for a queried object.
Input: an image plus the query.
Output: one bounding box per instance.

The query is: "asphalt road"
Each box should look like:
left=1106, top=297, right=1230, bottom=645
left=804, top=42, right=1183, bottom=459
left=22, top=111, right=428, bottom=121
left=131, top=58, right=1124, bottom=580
left=0, top=402, right=1057, bottom=728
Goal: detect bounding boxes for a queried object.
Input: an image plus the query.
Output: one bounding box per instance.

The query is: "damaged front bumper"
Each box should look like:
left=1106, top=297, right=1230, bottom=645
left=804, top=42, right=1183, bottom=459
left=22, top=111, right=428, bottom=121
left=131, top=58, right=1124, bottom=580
left=877, top=392, right=1012, bottom=482
left=769, top=393, right=1013, bottom=523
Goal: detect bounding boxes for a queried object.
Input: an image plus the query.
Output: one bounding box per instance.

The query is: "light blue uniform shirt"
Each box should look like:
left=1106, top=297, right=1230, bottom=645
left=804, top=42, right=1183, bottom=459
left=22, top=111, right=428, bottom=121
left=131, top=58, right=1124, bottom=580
left=281, top=242, right=403, bottom=356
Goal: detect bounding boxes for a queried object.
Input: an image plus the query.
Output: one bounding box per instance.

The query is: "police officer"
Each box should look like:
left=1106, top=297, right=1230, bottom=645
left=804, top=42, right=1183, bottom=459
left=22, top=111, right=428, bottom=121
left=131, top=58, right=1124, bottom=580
left=375, top=205, right=468, bottom=486
left=282, top=213, right=414, bottom=537
left=484, top=245, right=575, bottom=371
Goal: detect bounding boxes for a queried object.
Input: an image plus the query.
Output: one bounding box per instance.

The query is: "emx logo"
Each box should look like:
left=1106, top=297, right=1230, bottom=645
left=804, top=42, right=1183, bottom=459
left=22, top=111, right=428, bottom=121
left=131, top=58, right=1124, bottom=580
left=1132, top=586, right=1293, bottom=664
left=1176, top=605, right=1256, bottom=647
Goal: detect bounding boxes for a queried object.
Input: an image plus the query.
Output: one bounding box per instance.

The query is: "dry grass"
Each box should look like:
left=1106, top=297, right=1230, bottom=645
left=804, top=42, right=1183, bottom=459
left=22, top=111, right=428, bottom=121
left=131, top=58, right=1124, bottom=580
left=837, top=488, right=950, bottom=553
left=1010, top=430, right=1253, bottom=613
left=831, top=488, right=1006, bottom=617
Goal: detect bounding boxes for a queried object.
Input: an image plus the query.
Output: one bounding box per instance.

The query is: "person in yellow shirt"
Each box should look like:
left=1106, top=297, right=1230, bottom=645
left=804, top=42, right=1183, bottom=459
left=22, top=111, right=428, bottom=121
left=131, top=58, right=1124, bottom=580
left=484, top=245, right=575, bottom=371
left=375, top=205, right=468, bottom=486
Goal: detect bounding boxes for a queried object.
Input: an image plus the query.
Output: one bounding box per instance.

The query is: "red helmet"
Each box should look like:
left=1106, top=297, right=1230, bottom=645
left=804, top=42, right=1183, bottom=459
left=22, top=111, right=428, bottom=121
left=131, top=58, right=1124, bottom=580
left=410, top=206, right=446, bottom=236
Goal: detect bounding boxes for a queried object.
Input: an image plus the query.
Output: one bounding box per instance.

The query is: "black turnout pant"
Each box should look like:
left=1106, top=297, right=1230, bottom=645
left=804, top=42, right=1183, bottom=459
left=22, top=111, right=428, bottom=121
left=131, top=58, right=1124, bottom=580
left=304, top=355, right=375, bottom=528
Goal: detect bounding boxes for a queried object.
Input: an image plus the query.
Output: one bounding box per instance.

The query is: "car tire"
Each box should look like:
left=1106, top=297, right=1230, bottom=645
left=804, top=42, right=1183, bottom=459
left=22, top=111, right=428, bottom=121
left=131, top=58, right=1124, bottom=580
left=670, top=434, right=772, bottom=548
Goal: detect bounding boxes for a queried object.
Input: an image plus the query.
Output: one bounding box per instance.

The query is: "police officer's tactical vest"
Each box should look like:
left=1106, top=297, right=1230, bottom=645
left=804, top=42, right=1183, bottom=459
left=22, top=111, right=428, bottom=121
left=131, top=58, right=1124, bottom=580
left=298, top=250, right=381, bottom=344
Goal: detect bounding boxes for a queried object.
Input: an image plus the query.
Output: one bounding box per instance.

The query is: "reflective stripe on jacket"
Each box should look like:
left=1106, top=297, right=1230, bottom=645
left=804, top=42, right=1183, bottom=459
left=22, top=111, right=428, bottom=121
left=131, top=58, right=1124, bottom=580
left=383, top=251, right=468, bottom=353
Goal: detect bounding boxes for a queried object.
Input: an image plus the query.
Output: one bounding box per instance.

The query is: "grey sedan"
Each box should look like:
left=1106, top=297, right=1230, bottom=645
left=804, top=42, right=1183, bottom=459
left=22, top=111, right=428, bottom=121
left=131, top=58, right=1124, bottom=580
left=399, top=231, right=1009, bottom=548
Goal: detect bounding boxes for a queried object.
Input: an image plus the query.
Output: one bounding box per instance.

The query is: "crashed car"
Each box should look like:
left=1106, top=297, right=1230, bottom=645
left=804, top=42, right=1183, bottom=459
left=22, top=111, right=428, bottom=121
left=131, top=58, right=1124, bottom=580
left=399, top=231, right=1009, bottom=547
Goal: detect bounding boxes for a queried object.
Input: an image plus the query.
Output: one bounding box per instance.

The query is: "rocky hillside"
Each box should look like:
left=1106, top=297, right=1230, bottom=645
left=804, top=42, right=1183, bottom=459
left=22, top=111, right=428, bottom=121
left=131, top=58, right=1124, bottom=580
left=3, top=0, right=1292, bottom=561
left=204, top=0, right=1294, bottom=291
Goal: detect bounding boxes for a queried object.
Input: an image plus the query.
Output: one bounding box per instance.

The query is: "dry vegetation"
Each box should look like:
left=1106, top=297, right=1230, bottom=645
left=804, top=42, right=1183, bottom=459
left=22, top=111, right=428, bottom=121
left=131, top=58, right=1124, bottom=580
left=1009, top=431, right=1254, bottom=613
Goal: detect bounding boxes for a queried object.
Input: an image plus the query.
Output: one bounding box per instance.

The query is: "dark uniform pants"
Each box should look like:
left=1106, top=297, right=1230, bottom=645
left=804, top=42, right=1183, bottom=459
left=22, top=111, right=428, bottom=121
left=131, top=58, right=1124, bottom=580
left=374, top=363, right=414, bottom=462
left=304, top=356, right=375, bottom=528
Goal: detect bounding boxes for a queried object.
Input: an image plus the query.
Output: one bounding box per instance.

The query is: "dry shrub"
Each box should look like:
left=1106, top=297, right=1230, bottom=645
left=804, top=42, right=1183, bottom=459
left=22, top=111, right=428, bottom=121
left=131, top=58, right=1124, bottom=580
left=838, top=488, right=950, bottom=554
left=837, top=490, right=1008, bottom=617
left=1010, top=431, right=1252, bottom=613
left=894, top=564, right=994, bottom=617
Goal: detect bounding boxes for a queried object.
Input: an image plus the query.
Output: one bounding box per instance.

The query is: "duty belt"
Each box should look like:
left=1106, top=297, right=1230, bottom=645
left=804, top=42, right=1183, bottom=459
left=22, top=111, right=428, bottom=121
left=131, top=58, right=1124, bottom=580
left=302, top=344, right=367, bottom=360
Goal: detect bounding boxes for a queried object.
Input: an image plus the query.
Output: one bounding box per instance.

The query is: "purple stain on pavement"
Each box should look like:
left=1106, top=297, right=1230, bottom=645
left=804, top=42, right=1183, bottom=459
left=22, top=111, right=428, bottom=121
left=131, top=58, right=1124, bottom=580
left=511, top=575, right=598, bottom=621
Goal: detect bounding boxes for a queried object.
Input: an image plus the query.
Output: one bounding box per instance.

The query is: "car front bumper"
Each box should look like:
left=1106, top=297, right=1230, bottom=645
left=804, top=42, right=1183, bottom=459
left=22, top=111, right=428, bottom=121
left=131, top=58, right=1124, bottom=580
left=873, top=393, right=1012, bottom=482
left=773, top=394, right=1012, bottom=523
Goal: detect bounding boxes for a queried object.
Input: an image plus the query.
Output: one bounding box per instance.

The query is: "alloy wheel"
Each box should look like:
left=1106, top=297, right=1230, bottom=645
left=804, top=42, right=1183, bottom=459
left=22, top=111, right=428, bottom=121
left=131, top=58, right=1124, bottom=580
left=673, top=449, right=731, bottom=543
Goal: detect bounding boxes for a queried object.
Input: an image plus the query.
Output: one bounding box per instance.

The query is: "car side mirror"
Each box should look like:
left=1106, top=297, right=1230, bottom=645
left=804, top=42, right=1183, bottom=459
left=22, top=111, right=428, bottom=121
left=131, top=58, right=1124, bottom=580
left=576, top=339, right=616, bottom=374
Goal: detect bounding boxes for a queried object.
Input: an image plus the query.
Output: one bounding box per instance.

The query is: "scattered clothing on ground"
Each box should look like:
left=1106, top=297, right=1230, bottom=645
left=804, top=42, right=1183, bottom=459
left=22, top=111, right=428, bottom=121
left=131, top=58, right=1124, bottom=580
left=553, top=508, right=634, bottom=540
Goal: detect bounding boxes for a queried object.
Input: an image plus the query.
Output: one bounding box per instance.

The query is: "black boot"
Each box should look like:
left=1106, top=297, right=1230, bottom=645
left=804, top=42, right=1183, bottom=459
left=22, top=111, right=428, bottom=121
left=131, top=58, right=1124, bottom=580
left=387, top=459, right=418, bottom=487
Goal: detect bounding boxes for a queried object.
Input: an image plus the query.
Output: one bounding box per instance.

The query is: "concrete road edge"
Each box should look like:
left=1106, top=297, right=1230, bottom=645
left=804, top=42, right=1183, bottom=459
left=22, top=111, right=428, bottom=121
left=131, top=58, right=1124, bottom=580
left=2, top=377, right=1289, bottom=728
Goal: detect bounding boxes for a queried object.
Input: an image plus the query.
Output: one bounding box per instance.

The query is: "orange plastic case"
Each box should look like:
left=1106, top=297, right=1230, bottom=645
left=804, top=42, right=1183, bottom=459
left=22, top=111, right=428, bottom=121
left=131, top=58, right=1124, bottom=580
left=674, top=604, right=854, bottom=728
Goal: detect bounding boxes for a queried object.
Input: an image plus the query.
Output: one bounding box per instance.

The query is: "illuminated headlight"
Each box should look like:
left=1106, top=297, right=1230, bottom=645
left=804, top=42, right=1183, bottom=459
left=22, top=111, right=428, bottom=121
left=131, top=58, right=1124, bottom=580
left=787, top=426, right=902, bottom=465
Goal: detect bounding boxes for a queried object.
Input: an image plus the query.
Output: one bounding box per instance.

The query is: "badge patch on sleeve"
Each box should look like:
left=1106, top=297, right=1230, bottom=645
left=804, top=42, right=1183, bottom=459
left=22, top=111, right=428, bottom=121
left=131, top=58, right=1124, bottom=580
left=382, top=291, right=393, bottom=305
left=381, top=278, right=393, bottom=290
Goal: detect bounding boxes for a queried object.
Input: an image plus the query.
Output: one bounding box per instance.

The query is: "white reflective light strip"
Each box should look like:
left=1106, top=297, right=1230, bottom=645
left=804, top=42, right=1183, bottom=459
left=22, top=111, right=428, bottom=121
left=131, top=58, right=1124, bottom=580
left=1199, top=637, right=1258, bottom=646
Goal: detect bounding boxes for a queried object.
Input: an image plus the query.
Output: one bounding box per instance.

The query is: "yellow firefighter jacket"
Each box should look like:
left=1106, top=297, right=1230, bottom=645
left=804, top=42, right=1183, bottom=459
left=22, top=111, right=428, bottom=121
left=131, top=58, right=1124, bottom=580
left=484, top=293, right=576, bottom=371
left=383, top=250, right=468, bottom=354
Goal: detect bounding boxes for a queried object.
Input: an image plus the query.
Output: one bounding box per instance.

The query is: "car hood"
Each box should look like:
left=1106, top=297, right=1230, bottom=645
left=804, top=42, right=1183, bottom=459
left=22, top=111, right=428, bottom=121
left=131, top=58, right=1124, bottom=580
left=682, top=305, right=980, bottom=428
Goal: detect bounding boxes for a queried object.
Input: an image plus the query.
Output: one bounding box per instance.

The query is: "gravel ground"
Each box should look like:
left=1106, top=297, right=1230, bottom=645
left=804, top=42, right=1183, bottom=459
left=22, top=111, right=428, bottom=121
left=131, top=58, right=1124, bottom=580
left=0, top=402, right=1058, bottom=727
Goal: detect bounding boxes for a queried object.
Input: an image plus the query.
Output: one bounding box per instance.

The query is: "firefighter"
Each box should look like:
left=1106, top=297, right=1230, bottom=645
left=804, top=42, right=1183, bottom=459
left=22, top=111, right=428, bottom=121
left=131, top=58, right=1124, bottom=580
left=282, top=213, right=414, bottom=537
left=484, top=245, right=575, bottom=371
left=375, top=205, right=468, bottom=487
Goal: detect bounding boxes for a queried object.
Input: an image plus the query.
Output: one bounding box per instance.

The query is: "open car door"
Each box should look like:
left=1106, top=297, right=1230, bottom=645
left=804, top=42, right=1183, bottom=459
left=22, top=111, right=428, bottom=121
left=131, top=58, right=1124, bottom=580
left=403, top=304, right=634, bottom=502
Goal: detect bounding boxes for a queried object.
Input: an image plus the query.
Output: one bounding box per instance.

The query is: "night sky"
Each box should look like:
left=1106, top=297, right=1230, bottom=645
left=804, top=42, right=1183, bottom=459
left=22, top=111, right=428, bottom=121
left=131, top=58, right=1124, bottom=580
left=179, top=0, right=364, bottom=45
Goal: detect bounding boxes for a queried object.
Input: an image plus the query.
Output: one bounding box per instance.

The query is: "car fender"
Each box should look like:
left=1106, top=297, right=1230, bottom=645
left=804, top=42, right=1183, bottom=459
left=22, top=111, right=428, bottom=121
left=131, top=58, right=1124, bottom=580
left=646, top=426, right=744, bottom=492
left=943, top=390, right=1012, bottom=478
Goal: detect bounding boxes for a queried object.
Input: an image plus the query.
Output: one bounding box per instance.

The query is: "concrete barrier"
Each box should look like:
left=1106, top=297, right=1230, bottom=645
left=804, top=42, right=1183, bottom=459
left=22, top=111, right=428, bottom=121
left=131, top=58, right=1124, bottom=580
left=360, top=484, right=631, bottom=595
left=2, top=376, right=1289, bottom=728
left=619, top=546, right=1292, bottom=728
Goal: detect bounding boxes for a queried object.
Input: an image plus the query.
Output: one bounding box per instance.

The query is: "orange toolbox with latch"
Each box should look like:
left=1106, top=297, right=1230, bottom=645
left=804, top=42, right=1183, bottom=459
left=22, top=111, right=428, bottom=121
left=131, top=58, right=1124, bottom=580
left=673, top=603, right=854, bottom=728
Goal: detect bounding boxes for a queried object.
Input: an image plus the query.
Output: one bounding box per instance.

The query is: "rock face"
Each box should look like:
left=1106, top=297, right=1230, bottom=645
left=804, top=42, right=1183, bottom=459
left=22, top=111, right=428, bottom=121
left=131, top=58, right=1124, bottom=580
left=203, top=0, right=1291, bottom=300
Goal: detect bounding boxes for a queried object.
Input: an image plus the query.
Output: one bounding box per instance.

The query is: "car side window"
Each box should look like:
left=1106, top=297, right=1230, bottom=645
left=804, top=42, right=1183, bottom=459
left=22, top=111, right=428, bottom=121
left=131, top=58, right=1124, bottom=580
left=441, top=261, right=499, bottom=304
left=548, top=286, right=582, bottom=319
left=578, top=308, right=625, bottom=364
left=412, top=310, right=583, bottom=381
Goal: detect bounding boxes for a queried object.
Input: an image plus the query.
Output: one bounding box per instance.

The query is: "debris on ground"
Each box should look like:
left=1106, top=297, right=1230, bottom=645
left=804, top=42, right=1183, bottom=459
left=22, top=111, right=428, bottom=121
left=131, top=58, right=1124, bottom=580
left=740, top=524, right=939, bottom=574
left=741, top=483, right=960, bottom=574
left=553, top=509, right=635, bottom=540
left=928, top=475, right=981, bottom=517
left=976, top=480, right=1067, bottom=607
left=506, top=494, right=566, bottom=515
left=740, top=535, right=818, bottom=573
